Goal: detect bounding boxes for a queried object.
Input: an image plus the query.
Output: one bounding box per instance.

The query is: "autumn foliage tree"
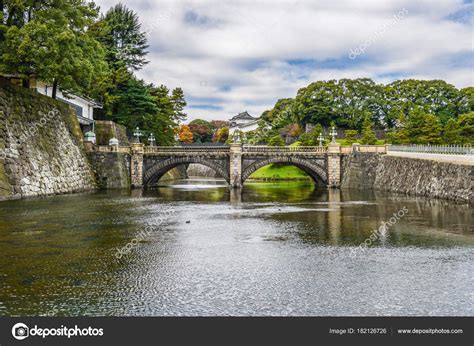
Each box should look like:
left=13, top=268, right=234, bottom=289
left=213, top=127, right=229, bottom=143
left=178, top=125, right=193, bottom=143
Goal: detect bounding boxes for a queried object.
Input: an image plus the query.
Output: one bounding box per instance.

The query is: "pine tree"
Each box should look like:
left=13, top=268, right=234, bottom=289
left=442, top=118, right=461, bottom=144
left=394, top=112, right=409, bottom=144
left=170, top=88, right=187, bottom=123
left=344, top=130, right=358, bottom=144
left=419, top=114, right=442, bottom=144
left=407, top=108, right=441, bottom=144
left=361, top=116, right=377, bottom=144
left=457, top=112, right=474, bottom=145
left=268, top=135, right=285, bottom=146
left=94, top=3, right=149, bottom=71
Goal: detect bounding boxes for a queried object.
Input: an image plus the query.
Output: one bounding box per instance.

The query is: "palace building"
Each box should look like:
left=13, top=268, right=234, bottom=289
left=228, top=111, right=260, bottom=136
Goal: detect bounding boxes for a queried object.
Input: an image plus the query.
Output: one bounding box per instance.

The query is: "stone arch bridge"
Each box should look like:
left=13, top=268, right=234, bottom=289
left=129, top=143, right=349, bottom=188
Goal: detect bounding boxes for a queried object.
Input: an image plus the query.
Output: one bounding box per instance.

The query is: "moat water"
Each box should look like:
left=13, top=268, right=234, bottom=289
left=0, top=179, right=472, bottom=316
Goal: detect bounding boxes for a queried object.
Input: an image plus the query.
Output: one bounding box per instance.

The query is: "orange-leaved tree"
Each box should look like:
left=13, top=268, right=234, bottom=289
left=178, top=125, right=194, bottom=143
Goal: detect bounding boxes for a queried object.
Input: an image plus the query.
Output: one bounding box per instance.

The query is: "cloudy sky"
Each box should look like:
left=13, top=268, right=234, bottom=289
left=95, top=0, right=473, bottom=121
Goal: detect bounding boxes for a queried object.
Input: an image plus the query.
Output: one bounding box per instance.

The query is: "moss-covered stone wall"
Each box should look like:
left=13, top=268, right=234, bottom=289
left=95, top=120, right=129, bottom=146
left=0, top=80, right=96, bottom=200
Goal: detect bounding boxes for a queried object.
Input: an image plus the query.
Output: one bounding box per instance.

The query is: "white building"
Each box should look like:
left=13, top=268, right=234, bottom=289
left=36, top=81, right=102, bottom=133
left=228, top=111, right=260, bottom=136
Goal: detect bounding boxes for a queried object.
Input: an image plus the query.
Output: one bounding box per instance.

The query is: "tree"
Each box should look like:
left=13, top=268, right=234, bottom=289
left=420, top=114, right=442, bottom=144
left=442, top=118, right=461, bottom=144
left=387, top=112, right=409, bottom=144
left=268, top=135, right=285, bottom=146
left=457, top=112, right=474, bottom=145
left=111, top=77, right=158, bottom=129
left=361, top=116, right=377, bottom=144
left=385, top=79, right=462, bottom=125
left=1, top=0, right=108, bottom=97
left=213, top=127, right=229, bottom=143
left=189, top=119, right=214, bottom=143
left=178, top=125, right=193, bottom=143
left=344, top=130, right=358, bottom=144
left=292, top=80, right=339, bottom=127
left=280, top=123, right=302, bottom=138
left=170, top=87, right=187, bottom=123
left=92, top=3, right=148, bottom=71
left=149, top=84, right=177, bottom=146
left=211, top=120, right=229, bottom=129
left=298, top=124, right=323, bottom=145
left=264, top=78, right=468, bottom=135
left=405, top=108, right=442, bottom=144
left=459, top=87, right=474, bottom=113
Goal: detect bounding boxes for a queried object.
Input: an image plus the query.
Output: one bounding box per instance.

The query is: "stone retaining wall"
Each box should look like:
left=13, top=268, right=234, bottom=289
left=0, top=81, right=96, bottom=199
left=341, top=153, right=473, bottom=203
left=88, top=151, right=131, bottom=189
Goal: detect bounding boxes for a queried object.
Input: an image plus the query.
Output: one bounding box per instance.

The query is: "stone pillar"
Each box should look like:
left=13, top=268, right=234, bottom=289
left=130, top=143, right=144, bottom=188
left=327, top=143, right=341, bottom=188
left=229, top=143, right=242, bottom=188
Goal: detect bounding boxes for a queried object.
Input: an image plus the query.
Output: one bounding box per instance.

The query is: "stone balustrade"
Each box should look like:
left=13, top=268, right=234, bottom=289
left=242, top=145, right=327, bottom=154
left=86, top=144, right=389, bottom=155
left=144, top=146, right=230, bottom=155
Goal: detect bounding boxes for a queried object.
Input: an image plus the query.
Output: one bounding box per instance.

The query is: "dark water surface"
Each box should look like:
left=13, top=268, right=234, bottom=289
left=0, top=179, right=472, bottom=316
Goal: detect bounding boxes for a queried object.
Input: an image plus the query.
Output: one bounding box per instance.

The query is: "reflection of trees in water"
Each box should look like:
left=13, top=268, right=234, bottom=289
left=147, top=181, right=229, bottom=203
left=241, top=181, right=321, bottom=203
left=267, top=188, right=474, bottom=248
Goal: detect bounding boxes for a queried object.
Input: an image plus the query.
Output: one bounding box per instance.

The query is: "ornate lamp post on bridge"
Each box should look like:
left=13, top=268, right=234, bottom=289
left=148, top=133, right=156, bottom=147
left=330, top=126, right=337, bottom=144
left=233, top=130, right=242, bottom=144
left=318, top=132, right=324, bottom=146
left=133, top=127, right=143, bottom=143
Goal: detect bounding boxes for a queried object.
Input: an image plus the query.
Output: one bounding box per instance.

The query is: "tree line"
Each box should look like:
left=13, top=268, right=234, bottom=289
left=0, top=1, right=185, bottom=145
left=256, top=78, right=473, bottom=145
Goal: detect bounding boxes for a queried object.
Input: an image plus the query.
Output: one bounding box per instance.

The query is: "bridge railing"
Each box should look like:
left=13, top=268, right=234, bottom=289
left=86, top=144, right=131, bottom=154
left=144, top=146, right=230, bottom=154
left=242, top=145, right=327, bottom=153
left=355, top=145, right=388, bottom=153
left=388, top=144, right=473, bottom=155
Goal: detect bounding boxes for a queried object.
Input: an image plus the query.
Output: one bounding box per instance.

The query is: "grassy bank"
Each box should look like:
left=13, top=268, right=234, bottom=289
left=248, top=164, right=311, bottom=181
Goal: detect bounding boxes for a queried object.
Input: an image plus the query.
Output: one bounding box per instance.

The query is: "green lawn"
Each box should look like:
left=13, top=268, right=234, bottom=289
left=249, top=164, right=311, bottom=180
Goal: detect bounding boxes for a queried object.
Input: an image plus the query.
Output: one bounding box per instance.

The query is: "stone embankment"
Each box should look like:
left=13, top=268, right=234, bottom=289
left=0, top=81, right=96, bottom=199
left=341, top=152, right=473, bottom=203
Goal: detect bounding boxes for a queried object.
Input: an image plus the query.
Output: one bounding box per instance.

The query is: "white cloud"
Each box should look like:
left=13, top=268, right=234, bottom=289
left=95, top=0, right=473, bottom=121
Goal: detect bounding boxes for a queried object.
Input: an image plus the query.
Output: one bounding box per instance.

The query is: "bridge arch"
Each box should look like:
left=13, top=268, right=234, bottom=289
left=241, top=157, right=328, bottom=185
left=143, top=157, right=230, bottom=186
